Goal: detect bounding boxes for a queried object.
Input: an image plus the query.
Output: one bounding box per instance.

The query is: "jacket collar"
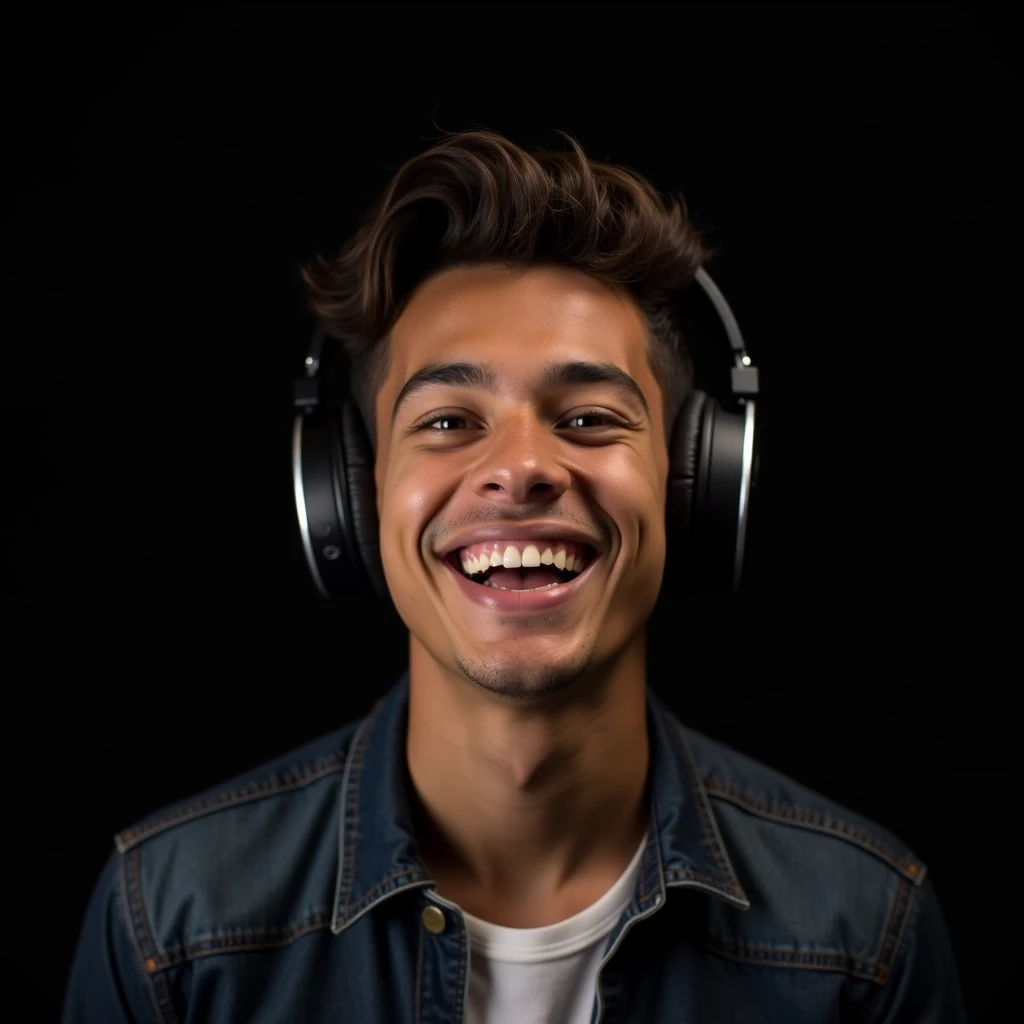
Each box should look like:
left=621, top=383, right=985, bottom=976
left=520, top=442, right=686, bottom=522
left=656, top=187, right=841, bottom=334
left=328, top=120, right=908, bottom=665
left=331, top=672, right=749, bottom=934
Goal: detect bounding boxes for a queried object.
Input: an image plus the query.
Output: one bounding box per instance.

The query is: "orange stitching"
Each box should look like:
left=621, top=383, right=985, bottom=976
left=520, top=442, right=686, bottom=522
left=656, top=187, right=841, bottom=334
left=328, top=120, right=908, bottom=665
left=702, top=777, right=925, bottom=880
left=124, top=848, right=160, bottom=963
left=702, top=934, right=883, bottom=983
left=451, top=903, right=467, bottom=1024
left=413, top=915, right=425, bottom=1024
left=144, top=910, right=333, bottom=971
left=336, top=697, right=390, bottom=923
left=874, top=876, right=915, bottom=979
left=123, top=847, right=179, bottom=1020
left=675, top=737, right=739, bottom=886
left=664, top=866, right=729, bottom=887
left=346, top=868, right=431, bottom=914
left=340, top=713, right=373, bottom=921
left=119, top=850, right=166, bottom=1020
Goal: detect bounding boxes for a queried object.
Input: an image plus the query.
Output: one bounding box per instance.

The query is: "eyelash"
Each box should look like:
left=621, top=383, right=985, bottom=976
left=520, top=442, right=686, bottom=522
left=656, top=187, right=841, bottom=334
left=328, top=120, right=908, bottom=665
left=417, top=409, right=624, bottom=432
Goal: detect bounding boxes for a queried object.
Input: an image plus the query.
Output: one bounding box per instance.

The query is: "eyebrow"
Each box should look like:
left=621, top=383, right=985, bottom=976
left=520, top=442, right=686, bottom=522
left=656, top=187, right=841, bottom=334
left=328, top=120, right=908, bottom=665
left=391, top=360, right=650, bottom=425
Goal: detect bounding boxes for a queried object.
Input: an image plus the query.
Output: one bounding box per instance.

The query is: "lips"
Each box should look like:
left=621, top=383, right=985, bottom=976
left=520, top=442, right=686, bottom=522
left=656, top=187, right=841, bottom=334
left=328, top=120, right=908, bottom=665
left=440, top=550, right=602, bottom=614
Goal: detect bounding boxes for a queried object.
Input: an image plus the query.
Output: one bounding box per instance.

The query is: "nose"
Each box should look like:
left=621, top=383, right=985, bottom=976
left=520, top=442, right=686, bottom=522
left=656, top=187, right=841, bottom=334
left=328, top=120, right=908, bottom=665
left=465, top=409, right=572, bottom=506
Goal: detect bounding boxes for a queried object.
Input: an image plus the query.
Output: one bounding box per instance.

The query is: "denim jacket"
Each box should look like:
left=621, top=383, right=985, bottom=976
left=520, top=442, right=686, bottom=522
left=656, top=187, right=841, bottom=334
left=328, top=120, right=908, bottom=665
left=63, top=673, right=966, bottom=1023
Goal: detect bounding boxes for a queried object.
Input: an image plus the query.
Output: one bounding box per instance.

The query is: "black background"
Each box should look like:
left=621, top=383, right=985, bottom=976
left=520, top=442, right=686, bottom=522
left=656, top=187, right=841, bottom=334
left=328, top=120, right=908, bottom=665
left=4, top=4, right=1019, bottom=1020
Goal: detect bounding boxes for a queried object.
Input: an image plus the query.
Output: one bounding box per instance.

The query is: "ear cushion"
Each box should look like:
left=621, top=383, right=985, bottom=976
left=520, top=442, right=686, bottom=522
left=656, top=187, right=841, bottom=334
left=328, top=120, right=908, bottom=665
left=665, top=389, right=718, bottom=591
left=666, top=389, right=712, bottom=542
left=338, top=400, right=388, bottom=601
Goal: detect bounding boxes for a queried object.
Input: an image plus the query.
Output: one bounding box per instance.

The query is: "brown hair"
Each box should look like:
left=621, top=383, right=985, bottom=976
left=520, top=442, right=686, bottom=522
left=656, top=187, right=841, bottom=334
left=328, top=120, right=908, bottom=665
left=301, top=129, right=712, bottom=450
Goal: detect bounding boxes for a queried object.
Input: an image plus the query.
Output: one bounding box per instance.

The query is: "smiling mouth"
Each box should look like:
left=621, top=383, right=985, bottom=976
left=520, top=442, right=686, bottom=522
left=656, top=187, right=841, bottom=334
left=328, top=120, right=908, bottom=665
left=443, top=543, right=596, bottom=592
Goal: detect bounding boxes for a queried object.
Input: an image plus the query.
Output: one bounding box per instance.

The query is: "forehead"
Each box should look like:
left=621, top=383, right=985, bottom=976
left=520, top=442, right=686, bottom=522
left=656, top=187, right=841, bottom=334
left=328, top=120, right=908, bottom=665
left=388, top=263, right=650, bottom=376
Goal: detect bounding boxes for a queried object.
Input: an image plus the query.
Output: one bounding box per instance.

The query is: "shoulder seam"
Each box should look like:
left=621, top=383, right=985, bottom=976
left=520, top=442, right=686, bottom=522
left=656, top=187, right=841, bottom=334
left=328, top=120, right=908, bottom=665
left=702, top=776, right=928, bottom=886
left=114, top=751, right=348, bottom=852
left=862, top=877, right=924, bottom=1019
left=117, top=846, right=170, bottom=1019
left=120, top=844, right=179, bottom=1020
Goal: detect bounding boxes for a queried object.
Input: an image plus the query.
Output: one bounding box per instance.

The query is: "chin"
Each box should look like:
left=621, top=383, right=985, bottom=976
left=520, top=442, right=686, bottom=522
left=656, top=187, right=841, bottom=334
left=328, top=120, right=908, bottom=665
left=454, top=644, right=595, bottom=703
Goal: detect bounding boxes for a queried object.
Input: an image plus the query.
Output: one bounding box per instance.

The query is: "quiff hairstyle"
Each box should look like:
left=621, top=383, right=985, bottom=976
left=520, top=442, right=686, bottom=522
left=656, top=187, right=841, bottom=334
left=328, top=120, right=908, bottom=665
left=301, top=129, right=711, bottom=451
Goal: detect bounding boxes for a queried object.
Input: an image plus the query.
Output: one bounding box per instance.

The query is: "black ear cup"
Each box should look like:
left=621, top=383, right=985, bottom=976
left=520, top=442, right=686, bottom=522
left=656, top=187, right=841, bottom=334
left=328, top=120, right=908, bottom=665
left=664, top=389, right=752, bottom=595
left=337, top=399, right=387, bottom=601
left=665, top=390, right=710, bottom=546
left=292, top=397, right=383, bottom=602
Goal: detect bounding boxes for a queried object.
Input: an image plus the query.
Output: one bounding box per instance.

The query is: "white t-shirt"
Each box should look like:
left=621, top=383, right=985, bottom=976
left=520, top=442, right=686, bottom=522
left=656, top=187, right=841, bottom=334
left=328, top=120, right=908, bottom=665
left=462, top=829, right=649, bottom=1024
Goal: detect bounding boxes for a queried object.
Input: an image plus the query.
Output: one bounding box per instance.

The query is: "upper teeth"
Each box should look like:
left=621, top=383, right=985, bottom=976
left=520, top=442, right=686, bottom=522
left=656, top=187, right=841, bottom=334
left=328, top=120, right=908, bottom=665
left=458, top=541, right=590, bottom=577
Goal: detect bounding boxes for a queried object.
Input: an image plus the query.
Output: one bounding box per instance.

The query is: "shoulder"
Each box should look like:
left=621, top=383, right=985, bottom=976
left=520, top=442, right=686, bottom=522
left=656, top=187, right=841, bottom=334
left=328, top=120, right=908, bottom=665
left=679, top=722, right=927, bottom=983
left=683, top=723, right=926, bottom=882
left=111, top=719, right=363, bottom=966
left=115, top=724, right=357, bottom=851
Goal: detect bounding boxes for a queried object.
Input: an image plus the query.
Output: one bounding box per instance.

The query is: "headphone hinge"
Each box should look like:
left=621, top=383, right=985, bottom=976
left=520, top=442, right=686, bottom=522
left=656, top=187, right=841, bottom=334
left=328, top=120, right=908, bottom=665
left=293, top=377, right=320, bottom=412
left=730, top=365, right=759, bottom=396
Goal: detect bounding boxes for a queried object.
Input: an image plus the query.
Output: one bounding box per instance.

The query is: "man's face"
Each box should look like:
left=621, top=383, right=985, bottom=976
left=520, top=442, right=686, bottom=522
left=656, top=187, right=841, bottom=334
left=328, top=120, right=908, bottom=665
left=374, top=263, right=669, bottom=702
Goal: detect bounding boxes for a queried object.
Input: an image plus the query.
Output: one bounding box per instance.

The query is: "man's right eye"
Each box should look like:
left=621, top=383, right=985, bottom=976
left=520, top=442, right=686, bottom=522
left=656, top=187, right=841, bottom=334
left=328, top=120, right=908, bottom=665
left=418, top=413, right=474, bottom=431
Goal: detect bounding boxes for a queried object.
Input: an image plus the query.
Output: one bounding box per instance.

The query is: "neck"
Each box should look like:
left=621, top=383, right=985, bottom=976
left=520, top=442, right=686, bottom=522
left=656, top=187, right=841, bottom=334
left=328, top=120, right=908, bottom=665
left=405, top=635, right=651, bottom=921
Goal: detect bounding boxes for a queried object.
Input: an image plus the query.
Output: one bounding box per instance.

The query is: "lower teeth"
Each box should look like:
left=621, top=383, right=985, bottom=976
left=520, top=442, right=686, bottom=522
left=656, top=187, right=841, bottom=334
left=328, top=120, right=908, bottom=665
left=482, top=579, right=562, bottom=591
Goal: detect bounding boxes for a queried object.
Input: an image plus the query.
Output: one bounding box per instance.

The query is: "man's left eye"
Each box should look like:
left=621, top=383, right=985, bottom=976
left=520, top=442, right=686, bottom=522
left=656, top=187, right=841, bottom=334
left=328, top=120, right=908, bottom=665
left=563, top=411, right=620, bottom=429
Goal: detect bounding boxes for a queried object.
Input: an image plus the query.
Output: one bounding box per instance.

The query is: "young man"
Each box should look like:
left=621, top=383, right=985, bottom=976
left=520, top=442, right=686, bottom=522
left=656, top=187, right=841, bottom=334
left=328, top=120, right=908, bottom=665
left=64, top=130, right=966, bottom=1022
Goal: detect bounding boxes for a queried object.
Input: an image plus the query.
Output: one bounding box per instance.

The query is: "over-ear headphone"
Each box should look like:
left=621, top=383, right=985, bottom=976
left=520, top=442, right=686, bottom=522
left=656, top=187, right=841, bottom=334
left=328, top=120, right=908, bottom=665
left=291, top=267, right=759, bottom=603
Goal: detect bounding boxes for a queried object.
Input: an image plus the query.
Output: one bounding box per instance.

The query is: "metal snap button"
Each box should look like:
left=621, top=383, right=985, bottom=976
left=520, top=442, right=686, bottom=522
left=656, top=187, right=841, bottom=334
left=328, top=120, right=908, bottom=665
left=421, top=905, right=447, bottom=934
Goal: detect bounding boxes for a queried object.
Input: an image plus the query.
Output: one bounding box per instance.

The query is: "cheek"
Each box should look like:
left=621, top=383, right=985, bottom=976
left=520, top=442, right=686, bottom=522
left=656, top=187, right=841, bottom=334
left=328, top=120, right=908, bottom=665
left=379, top=463, right=440, bottom=565
left=576, top=457, right=663, bottom=578
left=589, top=448, right=664, bottom=522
